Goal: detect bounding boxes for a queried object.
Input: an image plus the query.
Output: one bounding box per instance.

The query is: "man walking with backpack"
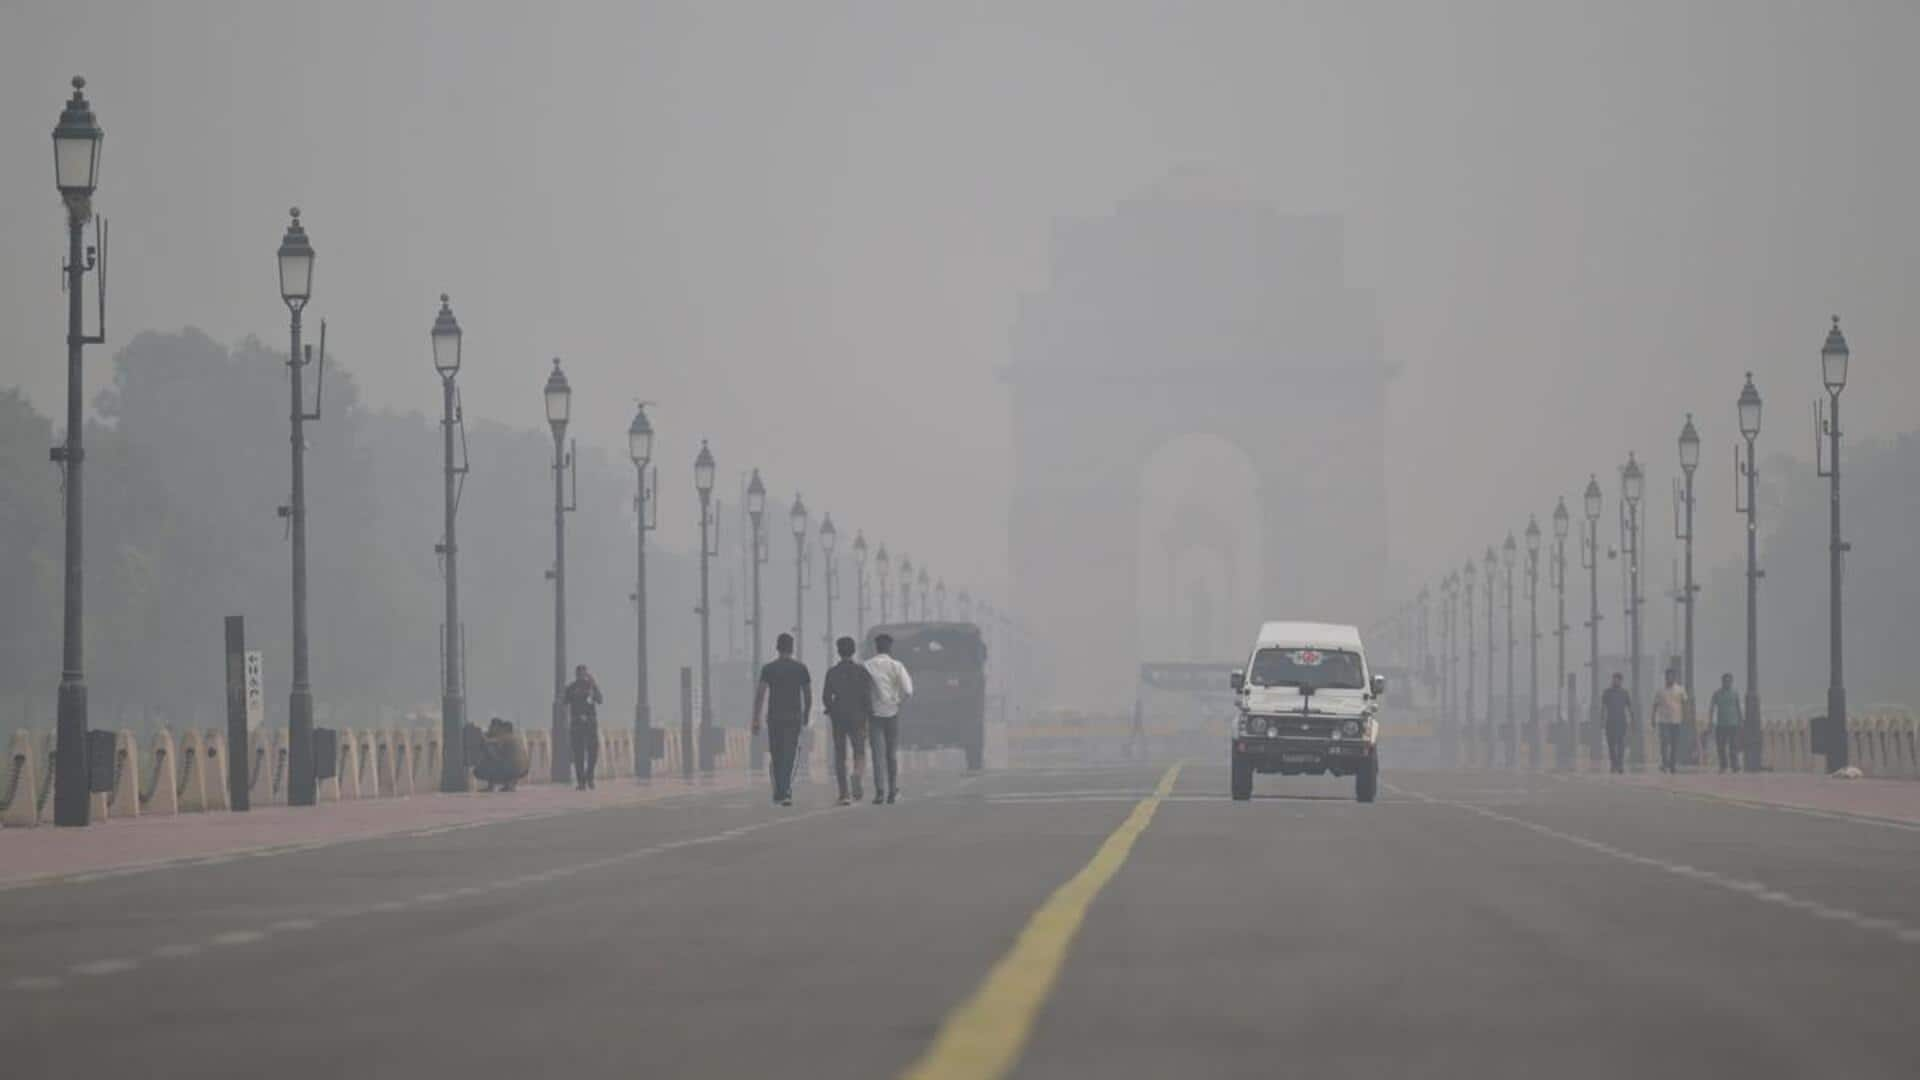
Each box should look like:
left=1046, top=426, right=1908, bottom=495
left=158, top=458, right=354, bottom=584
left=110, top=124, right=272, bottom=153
left=822, top=636, right=874, bottom=806
left=863, top=632, right=914, bottom=805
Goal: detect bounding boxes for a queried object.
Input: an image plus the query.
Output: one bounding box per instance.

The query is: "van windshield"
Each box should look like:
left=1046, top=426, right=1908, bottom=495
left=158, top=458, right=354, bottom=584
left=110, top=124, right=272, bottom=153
left=1248, top=648, right=1366, bottom=691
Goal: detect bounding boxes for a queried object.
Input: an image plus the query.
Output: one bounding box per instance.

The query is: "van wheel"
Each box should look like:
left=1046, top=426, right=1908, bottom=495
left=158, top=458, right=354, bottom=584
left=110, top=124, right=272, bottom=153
left=1356, top=753, right=1379, bottom=803
left=1231, top=752, right=1253, bottom=801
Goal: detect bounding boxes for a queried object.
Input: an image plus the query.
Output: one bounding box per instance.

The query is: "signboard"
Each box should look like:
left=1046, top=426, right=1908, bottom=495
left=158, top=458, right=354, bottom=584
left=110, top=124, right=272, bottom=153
left=244, top=650, right=265, bottom=730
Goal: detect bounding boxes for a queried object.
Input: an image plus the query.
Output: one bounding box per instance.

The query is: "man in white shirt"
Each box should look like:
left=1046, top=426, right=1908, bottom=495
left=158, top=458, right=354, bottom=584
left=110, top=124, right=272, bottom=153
left=863, top=633, right=914, bottom=805
left=1650, top=668, right=1688, bottom=774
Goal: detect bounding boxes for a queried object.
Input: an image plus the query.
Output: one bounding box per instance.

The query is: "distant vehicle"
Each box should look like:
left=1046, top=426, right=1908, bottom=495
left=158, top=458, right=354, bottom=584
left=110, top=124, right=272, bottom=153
left=864, top=622, right=988, bottom=770
left=1228, top=621, right=1383, bottom=803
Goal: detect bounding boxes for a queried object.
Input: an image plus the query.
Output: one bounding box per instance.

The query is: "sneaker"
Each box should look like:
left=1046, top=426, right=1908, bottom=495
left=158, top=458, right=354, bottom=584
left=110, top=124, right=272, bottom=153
left=873, top=792, right=885, bottom=805
left=851, top=775, right=864, bottom=801
left=886, top=791, right=897, bottom=804
left=575, top=781, right=587, bottom=791
left=836, top=795, right=851, bottom=807
left=780, top=797, right=794, bottom=807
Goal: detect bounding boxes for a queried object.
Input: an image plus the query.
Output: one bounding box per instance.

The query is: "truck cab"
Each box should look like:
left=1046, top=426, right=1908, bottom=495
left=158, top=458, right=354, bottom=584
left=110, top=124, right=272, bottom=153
left=1229, top=621, right=1383, bottom=802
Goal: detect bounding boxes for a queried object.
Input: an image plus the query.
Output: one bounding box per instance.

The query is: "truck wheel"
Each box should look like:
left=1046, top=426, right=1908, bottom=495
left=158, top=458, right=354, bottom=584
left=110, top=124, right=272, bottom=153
left=1355, top=753, right=1379, bottom=803
left=1231, top=752, right=1253, bottom=801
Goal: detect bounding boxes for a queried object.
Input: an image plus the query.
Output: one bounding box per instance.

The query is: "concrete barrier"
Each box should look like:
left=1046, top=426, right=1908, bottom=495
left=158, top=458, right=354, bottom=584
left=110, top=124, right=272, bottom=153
left=105, top=729, right=142, bottom=820
left=2, top=728, right=43, bottom=827
left=175, top=729, right=213, bottom=812
left=375, top=729, right=405, bottom=797
left=141, top=729, right=179, bottom=816
left=248, top=729, right=284, bottom=806
left=201, top=731, right=231, bottom=812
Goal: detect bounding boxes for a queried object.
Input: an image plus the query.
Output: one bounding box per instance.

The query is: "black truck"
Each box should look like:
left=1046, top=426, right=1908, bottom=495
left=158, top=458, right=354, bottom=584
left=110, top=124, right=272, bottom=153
left=864, top=621, right=989, bottom=771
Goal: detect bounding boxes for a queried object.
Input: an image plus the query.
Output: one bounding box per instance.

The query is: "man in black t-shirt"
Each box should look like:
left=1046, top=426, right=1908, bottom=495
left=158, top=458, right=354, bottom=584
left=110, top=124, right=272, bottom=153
left=1600, top=673, right=1633, bottom=775
left=753, top=633, right=812, bottom=806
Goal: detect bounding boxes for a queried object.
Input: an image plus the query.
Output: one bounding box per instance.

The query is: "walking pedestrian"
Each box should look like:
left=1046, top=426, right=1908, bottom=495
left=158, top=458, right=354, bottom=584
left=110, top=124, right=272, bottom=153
left=1600, top=672, right=1633, bottom=774
left=564, top=664, right=604, bottom=790
left=753, top=632, right=811, bottom=806
left=1651, top=668, right=1687, bottom=774
left=864, top=632, right=914, bottom=804
left=1709, top=672, right=1743, bottom=774
left=821, top=635, right=874, bottom=806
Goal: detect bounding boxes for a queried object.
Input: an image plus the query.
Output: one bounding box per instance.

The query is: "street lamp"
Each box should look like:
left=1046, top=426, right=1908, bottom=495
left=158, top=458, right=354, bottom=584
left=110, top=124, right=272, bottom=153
left=1736, top=372, right=1764, bottom=770
left=1463, top=558, right=1477, bottom=766
left=628, top=402, right=656, bottom=780
left=1551, top=499, right=1571, bottom=769
left=899, top=557, right=914, bottom=624
left=543, top=359, right=578, bottom=782
left=1440, top=573, right=1456, bottom=762
left=820, top=512, right=839, bottom=660
left=852, top=531, right=870, bottom=641
left=1484, top=546, right=1498, bottom=767
left=746, top=468, right=766, bottom=773
left=278, top=208, right=325, bottom=808
left=1502, top=533, right=1518, bottom=768
left=49, top=76, right=106, bottom=826
left=694, top=441, right=716, bottom=775
left=876, top=544, right=892, bottom=626
left=432, top=295, right=470, bottom=793
left=918, top=566, right=931, bottom=622
left=1816, top=317, right=1851, bottom=770
left=1524, top=518, right=1541, bottom=769
left=1582, top=475, right=1603, bottom=769
left=935, top=579, right=947, bottom=621
left=1620, top=452, right=1645, bottom=768
left=790, top=494, right=809, bottom=661
left=1677, top=413, right=1701, bottom=762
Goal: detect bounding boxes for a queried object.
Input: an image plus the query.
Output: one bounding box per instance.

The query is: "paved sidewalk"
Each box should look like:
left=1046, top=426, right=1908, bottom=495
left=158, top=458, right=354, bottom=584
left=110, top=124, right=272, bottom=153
left=1586, top=769, right=1920, bottom=826
left=0, top=774, right=755, bottom=889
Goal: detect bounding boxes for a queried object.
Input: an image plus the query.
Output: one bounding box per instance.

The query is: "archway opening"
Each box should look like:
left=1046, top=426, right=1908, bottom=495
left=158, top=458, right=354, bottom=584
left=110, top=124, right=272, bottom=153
left=1136, top=432, right=1263, bottom=665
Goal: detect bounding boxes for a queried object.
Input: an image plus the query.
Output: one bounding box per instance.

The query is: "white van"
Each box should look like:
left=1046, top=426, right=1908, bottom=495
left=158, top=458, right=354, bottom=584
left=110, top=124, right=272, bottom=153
left=1228, top=621, right=1383, bottom=802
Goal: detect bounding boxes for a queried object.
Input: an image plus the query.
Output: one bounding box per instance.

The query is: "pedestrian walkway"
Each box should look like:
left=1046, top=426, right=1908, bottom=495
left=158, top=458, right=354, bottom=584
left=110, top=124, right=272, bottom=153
left=1591, top=770, right=1920, bottom=827
left=0, top=775, right=753, bottom=890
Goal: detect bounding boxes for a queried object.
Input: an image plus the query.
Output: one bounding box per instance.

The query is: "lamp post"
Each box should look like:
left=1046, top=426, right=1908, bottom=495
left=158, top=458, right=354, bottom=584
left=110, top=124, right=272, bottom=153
left=746, top=468, right=765, bottom=773
left=50, top=76, right=105, bottom=825
left=852, top=532, right=869, bottom=641
left=1621, top=452, right=1645, bottom=769
left=935, top=580, right=947, bottom=621
left=1817, top=317, right=1851, bottom=770
left=1417, top=586, right=1431, bottom=696
left=1583, top=475, right=1603, bottom=768
left=1441, top=573, right=1457, bottom=761
left=1677, top=414, right=1701, bottom=760
left=1736, top=373, right=1764, bottom=770
left=900, top=558, right=914, bottom=623
left=876, top=545, right=892, bottom=626
left=432, top=296, right=469, bottom=793
left=1501, top=534, right=1517, bottom=768
left=542, top=360, right=578, bottom=782
left=1463, top=559, right=1477, bottom=767
left=1551, top=499, right=1571, bottom=769
left=918, top=567, right=931, bottom=622
left=790, top=494, right=810, bottom=661
left=628, top=403, right=656, bottom=780
left=278, top=208, right=323, bottom=807
left=1524, top=518, right=1541, bottom=768
left=1483, top=546, right=1497, bottom=767
left=820, top=513, right=839, bottom=657
left=695, top=442, right=717, bottom=774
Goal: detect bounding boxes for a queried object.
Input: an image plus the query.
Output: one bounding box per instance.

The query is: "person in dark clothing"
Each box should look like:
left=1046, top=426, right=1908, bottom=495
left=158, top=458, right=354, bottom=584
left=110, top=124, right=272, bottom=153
left=1600, top=673, right=1633, bottom=774
left=563, top=664, right=604, bottom=790
left=753, top=633, right=812, bottom=806
left=821, top=636, right=874, bottom=805
left=1709, top=673, right=1743, bottom=773
left=471, top=717, right=530, bottom=791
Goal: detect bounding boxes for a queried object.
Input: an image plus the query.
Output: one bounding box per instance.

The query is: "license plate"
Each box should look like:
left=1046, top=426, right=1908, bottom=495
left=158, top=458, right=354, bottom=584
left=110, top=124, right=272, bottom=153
left=1280, top=753, right=1321, bottom=765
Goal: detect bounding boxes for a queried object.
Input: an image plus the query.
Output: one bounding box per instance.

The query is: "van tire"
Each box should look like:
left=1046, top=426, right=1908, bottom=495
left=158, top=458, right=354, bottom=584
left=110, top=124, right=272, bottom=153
left=1356, top=753, right=1379, bottom=803
left=1231, top=752, right=1254, bottom=801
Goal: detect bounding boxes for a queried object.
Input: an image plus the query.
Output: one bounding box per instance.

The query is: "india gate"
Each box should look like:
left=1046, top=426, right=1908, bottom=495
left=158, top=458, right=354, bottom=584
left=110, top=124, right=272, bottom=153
left=1005, top=191, right=1389, bottom=711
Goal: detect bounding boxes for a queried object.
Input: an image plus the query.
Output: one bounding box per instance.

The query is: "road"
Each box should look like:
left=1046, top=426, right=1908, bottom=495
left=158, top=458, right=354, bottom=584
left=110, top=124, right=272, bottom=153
left=3, top=762, right=1917, bottom=1078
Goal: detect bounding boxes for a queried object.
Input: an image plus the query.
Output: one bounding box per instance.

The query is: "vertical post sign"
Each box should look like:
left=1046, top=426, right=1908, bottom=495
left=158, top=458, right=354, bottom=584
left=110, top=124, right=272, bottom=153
left=225, top=617, right=252, bottom=811
left=245, top=650, right=266, bottom=730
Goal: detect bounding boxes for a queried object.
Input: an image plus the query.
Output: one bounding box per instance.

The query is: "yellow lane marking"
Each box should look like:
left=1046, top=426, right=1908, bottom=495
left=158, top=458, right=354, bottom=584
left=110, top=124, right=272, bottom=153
left=901, top=763, right=1182, bottom=1080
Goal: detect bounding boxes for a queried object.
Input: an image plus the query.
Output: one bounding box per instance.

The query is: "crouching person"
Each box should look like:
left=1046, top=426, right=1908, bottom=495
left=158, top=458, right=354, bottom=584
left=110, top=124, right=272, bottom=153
left=472, top=718, right=530, bottom=792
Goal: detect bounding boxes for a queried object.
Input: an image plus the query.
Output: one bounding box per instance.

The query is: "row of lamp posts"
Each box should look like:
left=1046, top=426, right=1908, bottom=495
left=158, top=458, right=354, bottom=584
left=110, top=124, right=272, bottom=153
left=1390, top=322, right=1853, bottom=773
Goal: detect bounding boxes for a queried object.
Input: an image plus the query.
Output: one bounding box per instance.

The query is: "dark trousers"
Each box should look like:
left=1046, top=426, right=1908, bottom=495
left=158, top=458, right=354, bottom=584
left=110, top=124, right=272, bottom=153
left=869, top=715, right=899, bottom=796
left=830, top=714, right=869, bottom=796
left=1658, top=723, right=1682, bottom=773
left=767, top=720, right=803, bottom=801
left=1713, top=726, right=1741, bottom=772
left=1604, top=719, right=1628, bottom=773
left=570, top=719, right=599, bottom=785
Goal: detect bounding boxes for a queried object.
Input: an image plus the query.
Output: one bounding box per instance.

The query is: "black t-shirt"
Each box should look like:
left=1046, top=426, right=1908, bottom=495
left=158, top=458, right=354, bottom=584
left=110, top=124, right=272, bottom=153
left=1601, top=686, right=1632, bottom=725
left=760, top=657, right=811, bottom=722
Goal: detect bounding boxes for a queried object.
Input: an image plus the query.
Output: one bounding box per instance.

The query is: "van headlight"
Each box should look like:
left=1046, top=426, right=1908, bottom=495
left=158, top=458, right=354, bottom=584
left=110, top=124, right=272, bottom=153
left=1242, top=715, right=1266, bottom=736
left=1340, top=719, right=1363, bottom=738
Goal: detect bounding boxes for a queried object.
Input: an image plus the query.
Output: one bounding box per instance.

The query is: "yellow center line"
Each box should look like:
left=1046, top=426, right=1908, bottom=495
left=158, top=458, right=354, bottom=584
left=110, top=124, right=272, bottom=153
left=900, top=762, right=1183, bottom=1080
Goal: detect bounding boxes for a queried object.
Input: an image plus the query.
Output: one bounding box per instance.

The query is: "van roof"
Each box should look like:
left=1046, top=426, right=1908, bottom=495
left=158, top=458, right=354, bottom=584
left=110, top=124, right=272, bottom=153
left=1255, top=621, right=1364, bottom=650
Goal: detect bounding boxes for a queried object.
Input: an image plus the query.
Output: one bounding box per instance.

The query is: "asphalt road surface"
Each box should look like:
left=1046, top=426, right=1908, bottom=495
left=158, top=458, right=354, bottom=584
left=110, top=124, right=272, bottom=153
left=4, top=763, right=1917, bottom=1078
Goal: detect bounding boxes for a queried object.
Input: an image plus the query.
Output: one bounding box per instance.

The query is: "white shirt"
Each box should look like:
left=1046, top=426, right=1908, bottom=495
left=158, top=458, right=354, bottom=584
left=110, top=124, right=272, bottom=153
left=864, top=654, right=914, bottom=718
left=1651, top=685, right=1688, bottom=725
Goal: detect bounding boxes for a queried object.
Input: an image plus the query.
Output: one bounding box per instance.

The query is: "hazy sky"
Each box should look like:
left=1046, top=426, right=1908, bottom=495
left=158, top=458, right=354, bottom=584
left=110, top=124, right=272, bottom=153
left=3, top=0, right=1916, bottom=613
